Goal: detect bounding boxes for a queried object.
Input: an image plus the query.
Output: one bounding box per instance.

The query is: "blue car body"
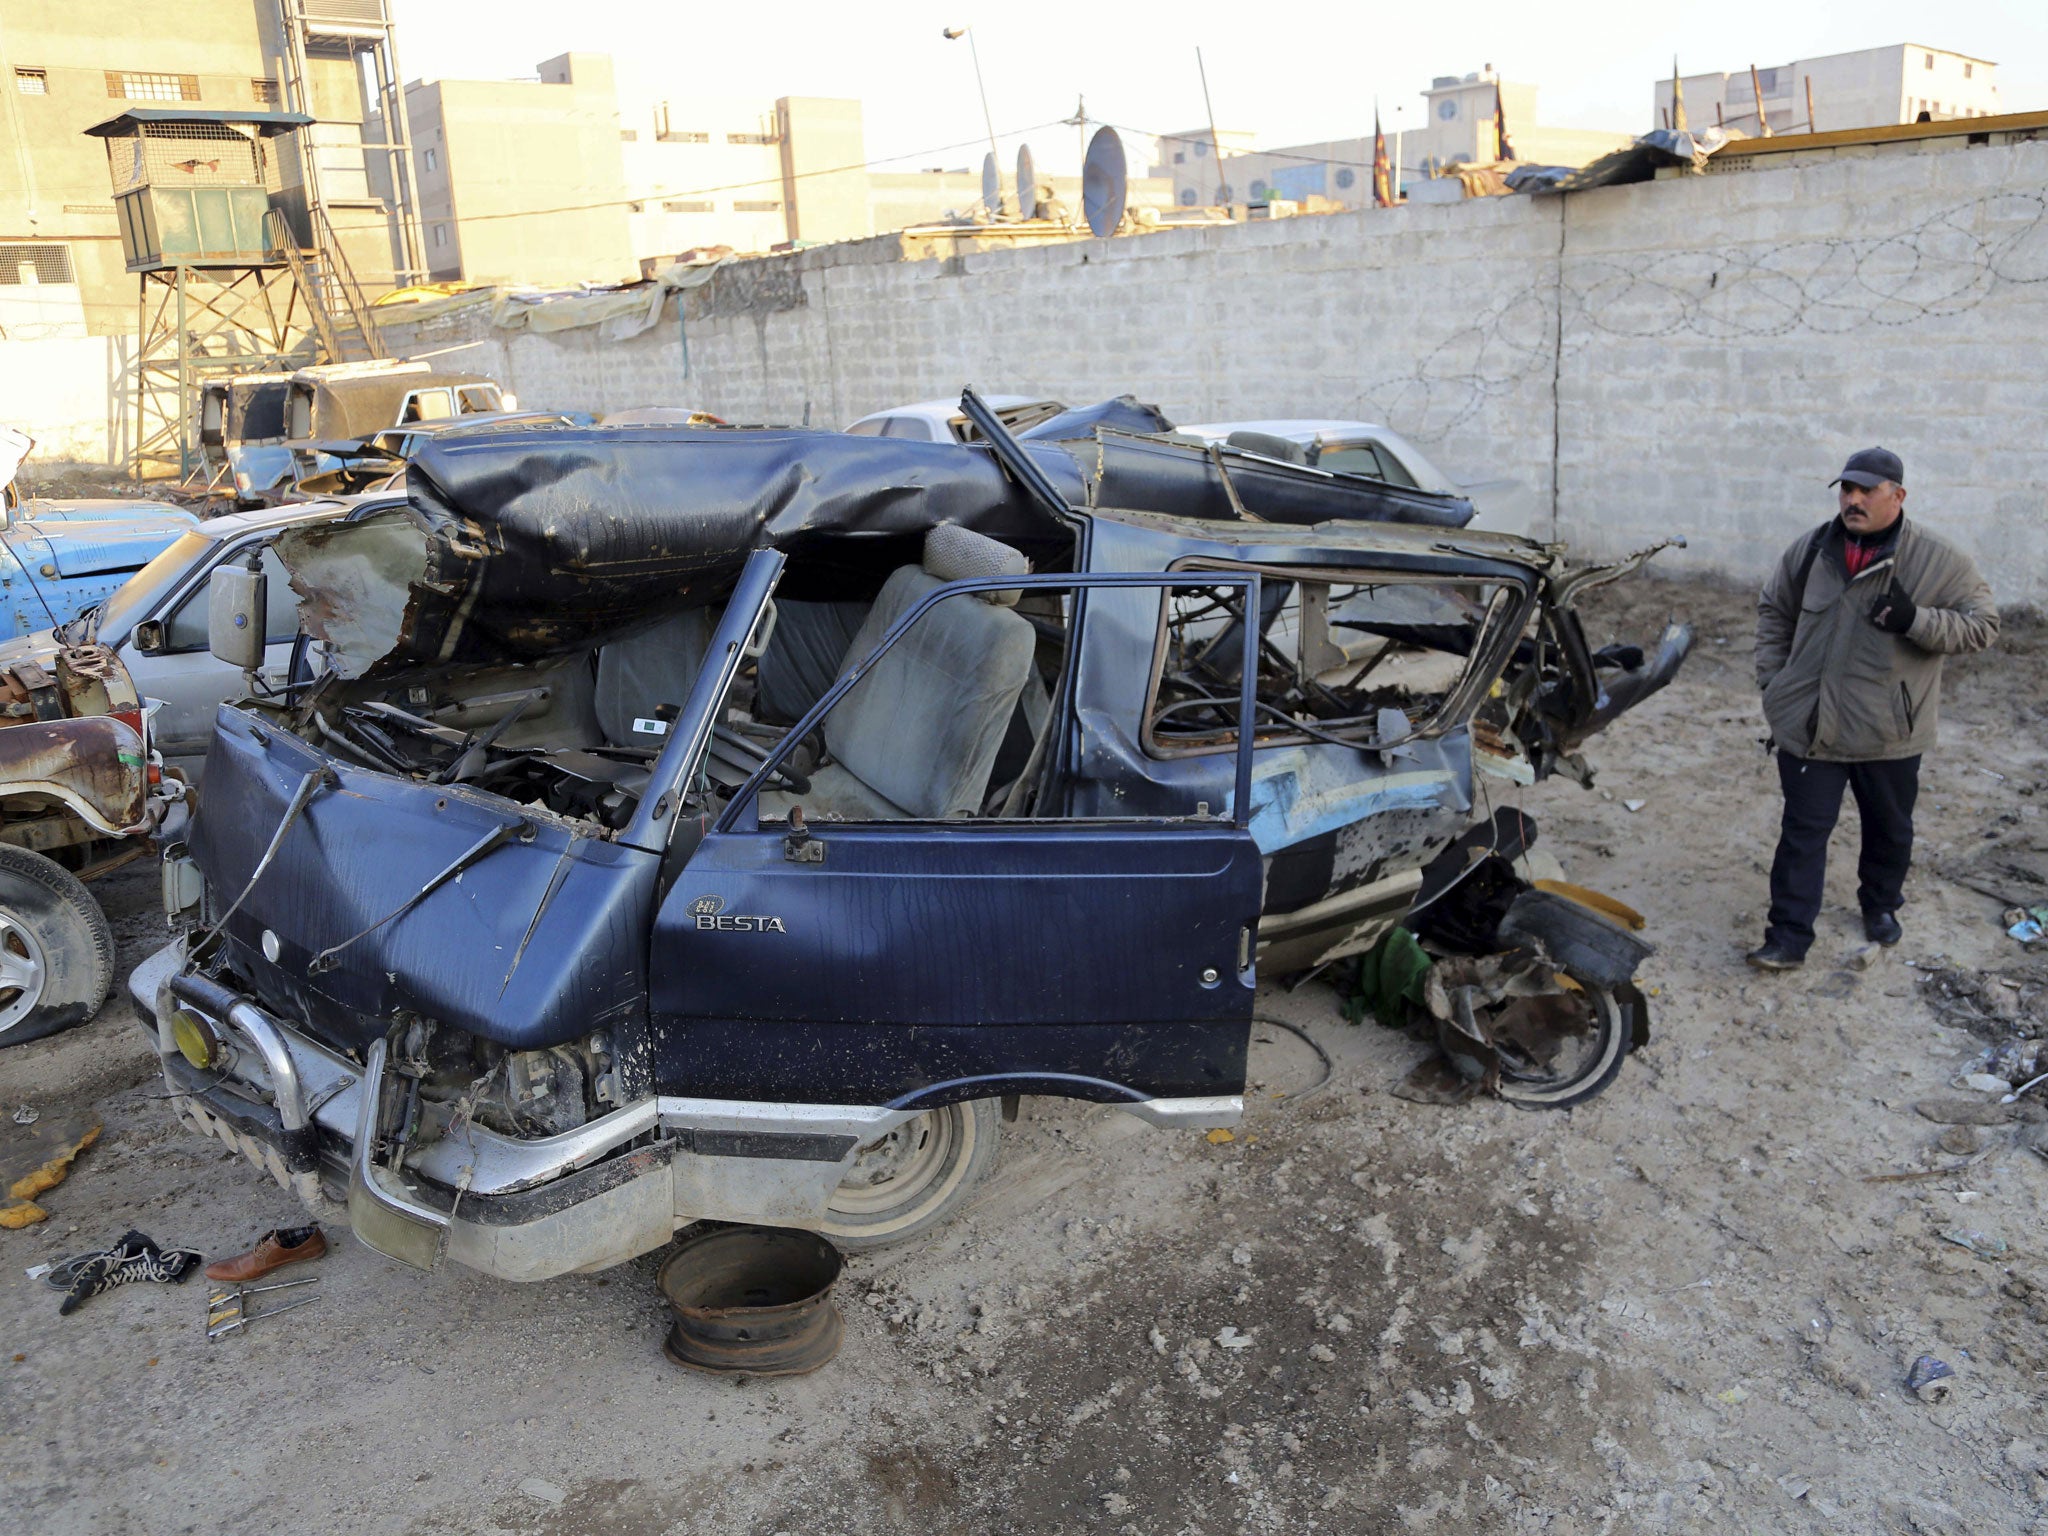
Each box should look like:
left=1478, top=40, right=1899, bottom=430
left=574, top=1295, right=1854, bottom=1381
left=0, top=500, right=202, bottom=641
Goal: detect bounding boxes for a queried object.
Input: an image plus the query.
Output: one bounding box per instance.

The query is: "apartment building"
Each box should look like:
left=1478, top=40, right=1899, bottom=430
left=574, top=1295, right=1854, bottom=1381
left=619, top=93, right=869, bottom=263
left=0, top=0, right=384, bottom=337
left=1654, top=45, right=2001, bottom=135
left=401, top=53, right=637, bottom=287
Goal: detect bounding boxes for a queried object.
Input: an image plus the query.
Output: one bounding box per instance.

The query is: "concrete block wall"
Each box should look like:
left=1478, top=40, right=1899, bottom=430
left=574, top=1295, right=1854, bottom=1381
left=1559, top=138, right=2048, bottom=596
left=378, top=197, right=1569, bottom=530
left=0, top=134, right=2023, bottom=597
left=256, top=133, right=2048, bottom=609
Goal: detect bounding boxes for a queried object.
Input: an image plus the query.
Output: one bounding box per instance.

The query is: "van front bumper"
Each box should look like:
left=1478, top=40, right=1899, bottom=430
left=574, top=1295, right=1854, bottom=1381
left=132, top=941, right=907, bottom=1281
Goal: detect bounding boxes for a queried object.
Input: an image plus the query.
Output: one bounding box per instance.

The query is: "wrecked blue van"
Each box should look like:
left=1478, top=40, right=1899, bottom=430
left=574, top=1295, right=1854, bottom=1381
left=133, top=396, right=1687, bottom=1280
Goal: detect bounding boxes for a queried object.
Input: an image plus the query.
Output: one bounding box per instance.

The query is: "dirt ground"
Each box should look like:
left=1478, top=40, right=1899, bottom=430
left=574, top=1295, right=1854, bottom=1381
left=6, top=571, right=2048, bottom=1536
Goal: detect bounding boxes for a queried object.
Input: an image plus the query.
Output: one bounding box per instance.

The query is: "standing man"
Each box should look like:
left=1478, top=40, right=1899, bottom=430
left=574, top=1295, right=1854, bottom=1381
left=1749, top=447, right=1996, bottom=970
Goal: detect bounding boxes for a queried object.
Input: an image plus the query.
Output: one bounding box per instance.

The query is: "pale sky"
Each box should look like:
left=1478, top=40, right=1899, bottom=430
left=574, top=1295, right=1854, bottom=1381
left=391, top=0, right=2046, bottom=183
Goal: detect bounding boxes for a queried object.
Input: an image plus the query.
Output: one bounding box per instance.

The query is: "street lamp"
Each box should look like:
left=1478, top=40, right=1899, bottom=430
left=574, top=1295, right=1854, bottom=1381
left=943, top=24, right=1003, bottom=214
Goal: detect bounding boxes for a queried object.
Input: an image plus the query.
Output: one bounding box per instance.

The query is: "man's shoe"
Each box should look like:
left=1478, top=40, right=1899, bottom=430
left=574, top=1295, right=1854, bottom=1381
left=1746, top=940, right=1807, bottom=971
left=203, top=1224, right=326, bottom=1284
left=1865, top=910, right=1904, bottom=947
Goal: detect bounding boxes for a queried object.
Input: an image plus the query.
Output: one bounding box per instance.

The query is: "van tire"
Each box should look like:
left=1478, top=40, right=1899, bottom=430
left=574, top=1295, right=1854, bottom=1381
left=819, top=1099, right=1002, bottom=1250
left=0, top=844, right=114, bottom=1048
left=1493, top=977, right=1630, bottom=1110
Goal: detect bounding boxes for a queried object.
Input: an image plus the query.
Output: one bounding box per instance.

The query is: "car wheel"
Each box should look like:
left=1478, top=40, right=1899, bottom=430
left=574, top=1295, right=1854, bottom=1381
left=0, top=844, right=114, bottom=1049
left=818, top=1099, right=1002, bottom=1250
left=1491, top=976, right=1629, bottom=1111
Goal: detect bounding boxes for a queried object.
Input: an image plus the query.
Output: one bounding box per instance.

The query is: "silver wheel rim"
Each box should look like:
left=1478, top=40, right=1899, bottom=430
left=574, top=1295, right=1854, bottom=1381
left=828, top=1110, right=960, bottom=1219
left=0, top=908, right=50, bottom=1036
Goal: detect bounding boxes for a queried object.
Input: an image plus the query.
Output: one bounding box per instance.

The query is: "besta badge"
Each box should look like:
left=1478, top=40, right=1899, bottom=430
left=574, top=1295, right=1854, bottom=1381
left=686, top=894, right=787, bottom=933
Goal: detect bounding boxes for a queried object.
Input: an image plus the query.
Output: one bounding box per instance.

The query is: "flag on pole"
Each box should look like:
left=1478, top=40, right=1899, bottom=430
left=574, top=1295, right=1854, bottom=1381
left=1493, top=83, right=1515, bottom=162
left=1372, top=108, right=1393, bottom=207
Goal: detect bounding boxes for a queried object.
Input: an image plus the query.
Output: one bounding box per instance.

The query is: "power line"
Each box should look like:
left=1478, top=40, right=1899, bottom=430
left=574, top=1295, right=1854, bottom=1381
left=322, top=119, right=1073, bottom=234
left=1109, top=120, right=1386, bottom=173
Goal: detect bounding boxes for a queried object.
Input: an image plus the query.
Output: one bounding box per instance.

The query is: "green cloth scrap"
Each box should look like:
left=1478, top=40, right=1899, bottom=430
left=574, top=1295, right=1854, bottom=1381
left=1349, top=927, right=1433, bottom=1028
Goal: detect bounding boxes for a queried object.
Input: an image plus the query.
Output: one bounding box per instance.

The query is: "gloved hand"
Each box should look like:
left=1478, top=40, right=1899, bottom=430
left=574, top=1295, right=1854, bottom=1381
left=1870, top=588, right=1917, bottom=634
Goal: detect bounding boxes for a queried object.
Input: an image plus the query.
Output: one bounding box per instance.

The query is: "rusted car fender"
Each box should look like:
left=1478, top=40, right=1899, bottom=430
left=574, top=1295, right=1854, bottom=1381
left=0, top=715, right=152, bottom=836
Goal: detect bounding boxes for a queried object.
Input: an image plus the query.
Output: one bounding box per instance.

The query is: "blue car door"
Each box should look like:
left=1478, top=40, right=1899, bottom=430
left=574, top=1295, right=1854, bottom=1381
left=645, top=571, right=1265, bottom=1113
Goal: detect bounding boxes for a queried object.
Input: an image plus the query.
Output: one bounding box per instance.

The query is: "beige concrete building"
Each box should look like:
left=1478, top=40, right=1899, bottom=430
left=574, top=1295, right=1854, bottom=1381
left=619, top=92, right=869, bottom=264
left=411, top=57, right=1181, bottom=284
left=1654, top=45, right=2001, bottom=136
left=399, top=53, right=636, bottom=287
left=1150, top=75, right=1629, bottom=214
left=1411, top=71, right=1631, bottom=174
left=0, top=0, right=388, bottom=337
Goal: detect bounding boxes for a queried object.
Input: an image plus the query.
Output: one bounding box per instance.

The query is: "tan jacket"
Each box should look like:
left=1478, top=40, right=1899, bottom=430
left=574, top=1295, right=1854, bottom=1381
left=1756, top=518, right=1997, bottom=762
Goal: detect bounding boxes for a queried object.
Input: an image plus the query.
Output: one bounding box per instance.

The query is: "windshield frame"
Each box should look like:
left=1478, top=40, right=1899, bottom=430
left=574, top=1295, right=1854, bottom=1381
left=68, top=530, right=216, bottom=647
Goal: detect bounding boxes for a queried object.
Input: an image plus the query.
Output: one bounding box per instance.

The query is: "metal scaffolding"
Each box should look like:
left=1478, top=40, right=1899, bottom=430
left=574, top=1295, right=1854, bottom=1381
left=277, top=0, right=425, bottom=293
left=131, top=253, right=324, bottom=481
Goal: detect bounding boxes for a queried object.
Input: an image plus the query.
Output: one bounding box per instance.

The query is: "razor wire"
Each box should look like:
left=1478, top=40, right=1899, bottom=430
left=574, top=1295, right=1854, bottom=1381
left=1328, top=185, right=2048, bottom=448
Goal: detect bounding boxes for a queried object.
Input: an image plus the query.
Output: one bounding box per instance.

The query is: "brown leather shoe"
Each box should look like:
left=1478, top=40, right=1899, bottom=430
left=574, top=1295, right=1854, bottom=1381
left=204, top=1225, right=327, bottom=1283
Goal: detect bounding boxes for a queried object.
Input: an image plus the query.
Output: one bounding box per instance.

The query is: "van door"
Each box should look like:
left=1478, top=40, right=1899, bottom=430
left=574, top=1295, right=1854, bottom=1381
left=645, top=571, right=1265, bottom=1113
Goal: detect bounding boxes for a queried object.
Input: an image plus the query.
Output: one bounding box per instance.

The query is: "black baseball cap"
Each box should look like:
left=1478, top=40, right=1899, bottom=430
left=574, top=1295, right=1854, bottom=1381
left=1831, top=446, right=1904, bottom=489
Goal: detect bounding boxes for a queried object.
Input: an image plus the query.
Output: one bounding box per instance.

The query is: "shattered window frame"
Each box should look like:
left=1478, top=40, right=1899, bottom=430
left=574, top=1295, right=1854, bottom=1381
left=732, top=572, right=1257, bottom=830
left=1140, top=558, right=1537, bottom=760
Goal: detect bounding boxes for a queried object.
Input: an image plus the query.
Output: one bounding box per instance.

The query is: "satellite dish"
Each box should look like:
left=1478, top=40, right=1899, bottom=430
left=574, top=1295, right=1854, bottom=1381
left=981, top=152, right=1000, bottom=216
left=1016, top=144, right=1038, bottom=217
left=1081, top=126, right=1127, bottom=237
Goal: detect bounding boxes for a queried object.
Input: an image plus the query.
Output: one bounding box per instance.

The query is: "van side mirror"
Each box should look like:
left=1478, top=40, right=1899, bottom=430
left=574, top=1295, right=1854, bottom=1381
left=209, top=557, right=267, bottom=672
left=132, top=619, right=166, bottom=656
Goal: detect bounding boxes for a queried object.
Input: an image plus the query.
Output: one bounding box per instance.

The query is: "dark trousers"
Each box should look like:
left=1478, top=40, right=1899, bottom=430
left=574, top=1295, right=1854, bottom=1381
left=1765, top=752, right=1921, bottom=955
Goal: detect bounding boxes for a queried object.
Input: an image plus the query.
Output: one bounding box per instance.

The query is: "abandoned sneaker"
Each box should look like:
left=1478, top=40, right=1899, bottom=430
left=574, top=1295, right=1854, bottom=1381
left=204, top=1225, right=327, bottom=1284
left=1745, top=939, right=1807, bottom=971
left=57, top=1231, right=201, bottom=1315
left=1865, top=910, right=1904, bottom=947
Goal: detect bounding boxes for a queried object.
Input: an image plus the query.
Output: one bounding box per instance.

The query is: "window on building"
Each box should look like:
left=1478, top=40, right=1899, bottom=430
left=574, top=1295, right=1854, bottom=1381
left=1217, top=183, right=1233, bottom=203
left=1249, top=179, right=1267, bottom=200
left=1965, top=62, right=1974, bottom=79
left=251, top=78, right=280, bottom=105
left=1335, top=167, right=1356, bottom=190
left=663, top=199, right=713, bottom=213
left=1173, top=151, right=1184, bottom=164
left=14, top=69, right=47, bottom=96
left=728, top=131, right=778, bottom=145
left=423, top=147, right=437, bottom=172
left=0, top=244, right=77, bottom=284
left=105, top=71, right=200, bottom=102
left=734, top=199, right=781, bottom=212
left=1926, top=52, right=1935, bottom=69
left=1193, top=140, right=1208, bottom=158
left=1178, top=188, right=1196, bottom=206
left=432, top=225, right=448, bottom=248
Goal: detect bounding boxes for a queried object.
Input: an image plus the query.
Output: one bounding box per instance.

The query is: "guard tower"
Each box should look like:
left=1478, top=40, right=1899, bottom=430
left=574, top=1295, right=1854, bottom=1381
left=88, top=108, right=345, bottom=480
